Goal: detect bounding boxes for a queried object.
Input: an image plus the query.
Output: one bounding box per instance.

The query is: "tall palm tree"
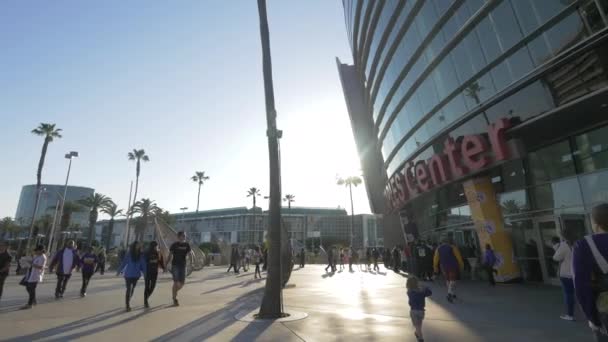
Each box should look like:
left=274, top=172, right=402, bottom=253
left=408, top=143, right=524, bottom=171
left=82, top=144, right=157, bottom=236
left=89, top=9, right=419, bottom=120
left=337, top=175, right=363, bottom=248
left=191, top=171, right=210, bottom=213
left=101, top=201, right=123, bottom=250
left=131, top=198, right=159, bottom=241
left=27, top=123, right=62, bottom=251
left=283, top=194, right=295, bottom=209
left=247, top=187, right=262, bottom=209
left=464, top=81, right=489, bottom=124
left=127, top=149, right=150, bottom=209
left=256, top=0, right=284, bottom=318
left=78, top=193, right=112, bottom=246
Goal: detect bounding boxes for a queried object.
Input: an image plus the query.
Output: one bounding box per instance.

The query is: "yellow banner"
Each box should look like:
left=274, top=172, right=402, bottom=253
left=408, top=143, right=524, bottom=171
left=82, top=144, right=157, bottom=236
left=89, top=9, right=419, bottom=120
left=463, top=177, right=520, bottom=282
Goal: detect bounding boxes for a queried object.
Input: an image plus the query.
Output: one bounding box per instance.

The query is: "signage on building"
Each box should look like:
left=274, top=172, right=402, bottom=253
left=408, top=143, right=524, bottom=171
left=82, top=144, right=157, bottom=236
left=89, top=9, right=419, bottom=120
left=384, top=118, right=513, bottom=212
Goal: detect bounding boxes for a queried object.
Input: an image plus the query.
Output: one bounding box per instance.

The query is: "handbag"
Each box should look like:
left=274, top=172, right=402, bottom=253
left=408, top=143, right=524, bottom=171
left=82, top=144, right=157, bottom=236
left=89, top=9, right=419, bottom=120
left=19, top=267, right=32, bottom=286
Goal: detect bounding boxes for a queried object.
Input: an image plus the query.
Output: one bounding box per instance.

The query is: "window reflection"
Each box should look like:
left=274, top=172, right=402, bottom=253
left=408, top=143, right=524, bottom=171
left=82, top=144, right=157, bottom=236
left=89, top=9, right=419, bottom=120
left=574, top=126, right=608, bottom=173
left=527, top=140, right=576, bottom=185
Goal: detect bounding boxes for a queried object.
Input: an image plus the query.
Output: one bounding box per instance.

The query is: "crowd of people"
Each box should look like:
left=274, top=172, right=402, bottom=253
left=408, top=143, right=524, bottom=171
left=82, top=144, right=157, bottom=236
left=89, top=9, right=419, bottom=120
left=0, top=231, right=193, bottom=312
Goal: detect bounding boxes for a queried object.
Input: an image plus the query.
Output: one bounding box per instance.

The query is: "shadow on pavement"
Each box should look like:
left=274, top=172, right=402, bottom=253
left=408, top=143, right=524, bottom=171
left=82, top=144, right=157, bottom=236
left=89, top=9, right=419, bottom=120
left=152, top=288, right=267, bottom=342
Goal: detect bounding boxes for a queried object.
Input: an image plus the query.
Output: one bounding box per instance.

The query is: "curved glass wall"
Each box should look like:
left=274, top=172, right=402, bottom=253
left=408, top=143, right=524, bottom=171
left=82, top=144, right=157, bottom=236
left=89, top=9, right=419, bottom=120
left=345, top=0, right=608, bottom=179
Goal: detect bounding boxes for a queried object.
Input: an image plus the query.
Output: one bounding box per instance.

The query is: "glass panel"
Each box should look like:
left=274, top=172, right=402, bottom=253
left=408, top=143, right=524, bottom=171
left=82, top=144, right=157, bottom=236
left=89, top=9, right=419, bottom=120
left=490, top=0, right=524, bottom=52
left=574, top=125, right=608, bottom=173
left=510, top=219, right=544, bottom=282
left=463, top=74, right=496, bottom=110
left=501, top=159, right=527, bottom=192
left=527, top=140, right=576, bottom=184
left=500, top=190, right=528, bottom=215
left=580, top=0, right=607, bottom=33
left=365, top=1, right=400, bottom=79
left=580, top=170, right=608, bottom=208
left=485, top=80, right=555, bottom=123
left=475, top=17, right=501, bottom=63
left=538, top=220, right=559, bottom=278
left=530, top=178, right=584, bottom=210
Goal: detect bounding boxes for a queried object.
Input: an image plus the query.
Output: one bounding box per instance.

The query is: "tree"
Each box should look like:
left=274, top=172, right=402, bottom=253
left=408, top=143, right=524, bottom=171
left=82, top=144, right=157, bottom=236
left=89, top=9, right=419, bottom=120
left=283, top=194, right=295, bottom=209
left=34, top=214, right=54, bottom=240
left=78, top=193, right=112, bottom=246
left=464, top=82, right=489, bottom=124
left=27, top=123, right=62, bottom=251
left=127, top=149, right=150, bottom=209
left=101, top=201, right=124, bottom=250
left=131, top=198, right=159, bottom=241
left=191, top=171, right=210, bottom=213
left=0, top=217, right=17, bottom=240
left=247, top=187, right=262, bottom=209
left=154, top=209, right=175, bottom=226
left=337, top=176, right=362, bottom=248
left=256, top=0, right=284, bottom=319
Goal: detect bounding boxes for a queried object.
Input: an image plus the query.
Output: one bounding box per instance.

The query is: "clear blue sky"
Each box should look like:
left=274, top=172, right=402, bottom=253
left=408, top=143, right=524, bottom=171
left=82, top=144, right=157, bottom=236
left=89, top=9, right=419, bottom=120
left=0, top=1, right=371, bottom=220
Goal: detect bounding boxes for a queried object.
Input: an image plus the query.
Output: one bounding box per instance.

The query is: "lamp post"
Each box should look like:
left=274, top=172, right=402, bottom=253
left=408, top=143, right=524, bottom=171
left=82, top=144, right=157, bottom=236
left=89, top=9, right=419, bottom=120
left=52, top=151, right=78, bottom=254
left=47, top=191, right=63, bottom=255
left=24, top=186, right=46, bottom=252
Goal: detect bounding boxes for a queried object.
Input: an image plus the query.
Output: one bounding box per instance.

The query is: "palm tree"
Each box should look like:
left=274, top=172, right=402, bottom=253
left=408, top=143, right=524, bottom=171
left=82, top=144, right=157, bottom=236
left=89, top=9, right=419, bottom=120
left=283, top=194, right=295, bottom=209
left=27, top=123, right=62, bottom=251
left=191, top=171, right=210, bottom=213
left=127, top=149, right=150, bottom=209
left=34, top=214, right=54, bottom=241
left=247, top=187, right=262, bottom=209
left=464, top=82, right=489, bottom=124
left=337, top=175, right=363, bottom=248
left=256, top=0, right=284, bottom=318
left=101, top=201, right=123, bottom=250
left=131, top=198, right=159, bottom=241
left=78, top=193, right=112, bottom=246
left=0, top=217, right=16, bottom=240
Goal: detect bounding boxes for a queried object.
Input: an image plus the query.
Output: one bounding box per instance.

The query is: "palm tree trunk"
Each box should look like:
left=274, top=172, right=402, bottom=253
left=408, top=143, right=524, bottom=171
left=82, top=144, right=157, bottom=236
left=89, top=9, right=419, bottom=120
left=196, top=182, right=202, bottom=212
left=88, top=216, right=95, bottom=246
left=106, top=219, right=114, bottom=250
left=349, top=184, right=354, bottom=248
left=257, top=0, right=283, bottom=318
left=253, top=195, right=257, bottom=209
left=26, top=138, right=50, bottom=252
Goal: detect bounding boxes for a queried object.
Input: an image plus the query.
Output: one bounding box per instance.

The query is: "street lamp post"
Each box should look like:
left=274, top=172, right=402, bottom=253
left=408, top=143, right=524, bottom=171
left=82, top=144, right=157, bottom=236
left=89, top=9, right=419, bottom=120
left=24, top=187, right=46, bottom=252
left=52, top=151, right=78, bottom=255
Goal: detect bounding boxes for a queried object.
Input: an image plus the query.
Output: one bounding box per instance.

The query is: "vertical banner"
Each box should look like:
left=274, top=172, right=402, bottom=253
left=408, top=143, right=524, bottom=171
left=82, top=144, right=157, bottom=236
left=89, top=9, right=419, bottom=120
left=463, top=177, right=520, bottom=282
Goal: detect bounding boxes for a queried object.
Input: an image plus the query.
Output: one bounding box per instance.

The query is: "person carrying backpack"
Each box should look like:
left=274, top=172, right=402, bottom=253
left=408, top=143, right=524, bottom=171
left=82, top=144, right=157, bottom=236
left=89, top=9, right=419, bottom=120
left=574, top=203, right=608, bottom=340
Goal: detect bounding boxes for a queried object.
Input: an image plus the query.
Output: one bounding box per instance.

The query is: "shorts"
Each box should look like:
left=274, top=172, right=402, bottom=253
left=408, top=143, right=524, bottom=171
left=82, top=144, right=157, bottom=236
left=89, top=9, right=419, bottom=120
left=410, top=309, right=425, bottom=326
left=171, top=265, right=186, bottom=283
left=443, top=270, right=459, bottom=281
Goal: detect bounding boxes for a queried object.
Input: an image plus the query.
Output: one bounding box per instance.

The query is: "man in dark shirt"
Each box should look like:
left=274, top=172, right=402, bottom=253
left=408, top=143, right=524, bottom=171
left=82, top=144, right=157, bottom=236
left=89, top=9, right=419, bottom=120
left=0, top=241, right=12, bottom=301
left=169, top=231, right=191, bottom=306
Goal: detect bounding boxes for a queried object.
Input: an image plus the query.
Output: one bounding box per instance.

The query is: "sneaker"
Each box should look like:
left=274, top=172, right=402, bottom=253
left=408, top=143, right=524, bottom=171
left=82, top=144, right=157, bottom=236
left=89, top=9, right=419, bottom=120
left=415, top=332, right=424, bottom=342
left=80, top=293, right=86, bottom=298
left=173, top=298, right=179, bottom=307
left=560, top=315, right=575, bottom=321
left=144, top=301, right=150, bottom=309
left=126, top=306, right=131, bottom=312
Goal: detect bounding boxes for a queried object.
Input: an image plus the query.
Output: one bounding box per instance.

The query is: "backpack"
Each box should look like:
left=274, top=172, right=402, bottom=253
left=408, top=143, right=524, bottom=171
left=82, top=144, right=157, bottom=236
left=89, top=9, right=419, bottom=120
left=584, top=235, right=608, bottom=314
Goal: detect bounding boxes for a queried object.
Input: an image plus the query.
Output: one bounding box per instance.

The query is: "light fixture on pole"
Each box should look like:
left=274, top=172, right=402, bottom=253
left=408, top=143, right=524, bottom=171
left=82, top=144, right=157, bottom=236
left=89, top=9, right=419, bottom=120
left=180, top=207, right=188, bottom=223
left=51, top=151, right=78, bottom=254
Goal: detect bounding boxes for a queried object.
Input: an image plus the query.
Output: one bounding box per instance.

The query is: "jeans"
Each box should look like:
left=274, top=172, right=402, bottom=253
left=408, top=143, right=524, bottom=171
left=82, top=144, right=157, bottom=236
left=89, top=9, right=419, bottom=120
left=0, top=274, right=7, bottom=299
left=81, top=271, right=94, bottom=294
left=26, top=282, right=38, bottom=306
left=55, top=273, right=72, bottom=296
left=125, top=278, right=138, bottom=307
left=560, top=277, right=575, bottom=316
left=144, top=272, right=158, bottom=301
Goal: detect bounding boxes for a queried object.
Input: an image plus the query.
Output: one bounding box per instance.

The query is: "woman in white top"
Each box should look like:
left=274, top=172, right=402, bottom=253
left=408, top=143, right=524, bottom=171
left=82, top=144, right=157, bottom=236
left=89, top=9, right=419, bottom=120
left=553, top=227, right=577, bottom=321
left=22, top=245, right=47, bottom=310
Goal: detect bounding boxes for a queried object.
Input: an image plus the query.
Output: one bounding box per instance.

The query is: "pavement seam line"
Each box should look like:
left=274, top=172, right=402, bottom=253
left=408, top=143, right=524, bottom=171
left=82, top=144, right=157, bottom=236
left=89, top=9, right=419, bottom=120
left=281, top=322, right=306, bottom=342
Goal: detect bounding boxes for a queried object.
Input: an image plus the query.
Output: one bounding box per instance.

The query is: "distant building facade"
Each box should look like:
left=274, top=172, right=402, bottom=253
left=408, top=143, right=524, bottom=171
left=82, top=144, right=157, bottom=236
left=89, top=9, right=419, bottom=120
left=96, top=206, right=384, bottom=249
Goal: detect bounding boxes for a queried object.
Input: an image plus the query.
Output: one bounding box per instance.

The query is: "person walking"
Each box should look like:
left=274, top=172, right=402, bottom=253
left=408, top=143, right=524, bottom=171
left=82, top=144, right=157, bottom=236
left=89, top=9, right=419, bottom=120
left=553, top=226, right=577, bottom=321
left=79, top=246, right=98, bottom=297
left=299, top=248, right=305, bottom=268
left=573, top=203, right=608, bottom=340
left=384, top=248, right=391, bottom=270
left=347, top=247, right=354, bottom=272
left=482, top=244, right=498, bottom=287
left=117, top=241, right=146, bottom=312
left=372, top=248, right=380, bottom=272
left=433, top=237, right=464, bottom=303
left=0, top=241, right=12, bottom=302
left=168, top=231, right=191, bottom=307
left=339, top=248, right=345, bottom=271
left=325, top=246, right=334, bottom=273
left=393, top=246, right=401, bottom=273
left=49, top=240, right=80, bottom=299
left=227, top=247, right=237, bottom=273
left=21, top=245, right=47, bottom=310
left=421, top=242, right=434, bottom=281
left=253, top=246, right=262, bottom=279
left=407, top=276, right=432, bottom=342
left=96, top=248, right=106, bottom=275
left=144, top=241, right=165, bottom=308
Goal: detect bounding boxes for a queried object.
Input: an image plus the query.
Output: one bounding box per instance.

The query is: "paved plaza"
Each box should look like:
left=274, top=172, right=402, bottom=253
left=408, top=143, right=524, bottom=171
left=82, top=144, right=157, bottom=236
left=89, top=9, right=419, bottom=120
left=0, top=264, right=593, bottom=341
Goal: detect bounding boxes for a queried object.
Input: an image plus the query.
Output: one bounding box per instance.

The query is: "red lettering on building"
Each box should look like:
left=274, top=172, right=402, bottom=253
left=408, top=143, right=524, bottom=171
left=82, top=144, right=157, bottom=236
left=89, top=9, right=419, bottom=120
left=384, top=119, right=514, bottom=212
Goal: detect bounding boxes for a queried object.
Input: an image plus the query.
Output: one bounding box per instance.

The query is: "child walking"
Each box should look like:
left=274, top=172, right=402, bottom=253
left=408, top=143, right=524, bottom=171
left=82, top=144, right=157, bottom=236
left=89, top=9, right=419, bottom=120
left=407, top=276, right=432, bottom=342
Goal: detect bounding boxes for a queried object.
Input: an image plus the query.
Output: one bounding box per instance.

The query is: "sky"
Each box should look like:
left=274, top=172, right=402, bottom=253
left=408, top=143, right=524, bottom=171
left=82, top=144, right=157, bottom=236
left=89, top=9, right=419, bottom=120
left=0, top=1, right=372, bottom=220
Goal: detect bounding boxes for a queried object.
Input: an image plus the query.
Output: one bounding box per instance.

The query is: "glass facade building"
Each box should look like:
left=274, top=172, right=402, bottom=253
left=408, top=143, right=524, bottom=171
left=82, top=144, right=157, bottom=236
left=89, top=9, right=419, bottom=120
left=339, top=0, right=608, bottom=284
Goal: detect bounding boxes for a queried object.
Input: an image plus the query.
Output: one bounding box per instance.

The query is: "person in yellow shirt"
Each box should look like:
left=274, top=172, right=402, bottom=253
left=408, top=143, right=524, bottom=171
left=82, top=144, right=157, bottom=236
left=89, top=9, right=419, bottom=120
left=433, top=237, right=464, bottom=303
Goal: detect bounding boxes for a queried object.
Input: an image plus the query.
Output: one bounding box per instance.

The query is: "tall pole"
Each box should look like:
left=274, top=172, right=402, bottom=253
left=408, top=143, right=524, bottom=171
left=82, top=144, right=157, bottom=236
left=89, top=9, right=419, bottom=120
left=25, top=187, right=45, bottom=252
left=52, top=156, right=74, bottom=254
left=47, top=198, right=61, bottom=254
left=349, top=183, right=354, bottom=248
left=257, top=0, right=284, bottom=318
left=124, top=181, right=134, bottom=248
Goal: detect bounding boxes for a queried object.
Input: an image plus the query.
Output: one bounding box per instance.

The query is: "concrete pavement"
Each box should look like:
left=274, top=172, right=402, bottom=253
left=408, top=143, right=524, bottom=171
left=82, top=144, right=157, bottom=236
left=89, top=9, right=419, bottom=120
left=0, top=264, right=594, bottom=341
